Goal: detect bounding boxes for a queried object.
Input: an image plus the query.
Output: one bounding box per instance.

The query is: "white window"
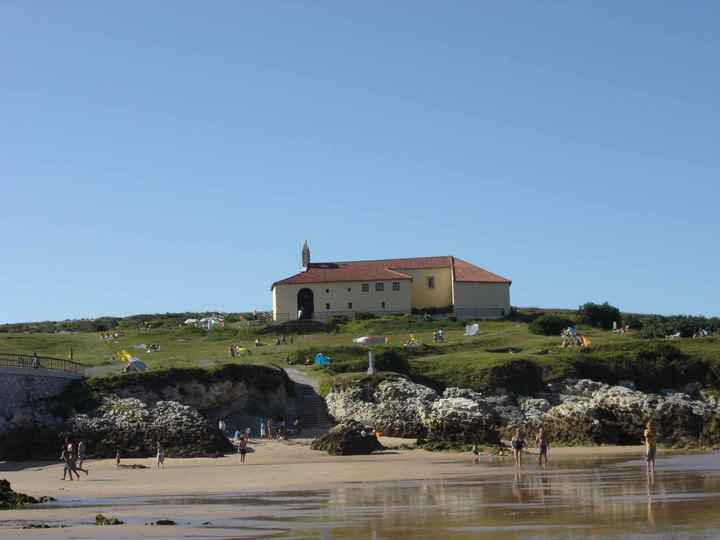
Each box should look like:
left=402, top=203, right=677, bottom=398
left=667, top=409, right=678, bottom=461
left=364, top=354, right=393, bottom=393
left=375, top=282, right=384, bottom=292
left=392, top=281, right=400, bottom=291
left=362, top=283, right=369, bottom=292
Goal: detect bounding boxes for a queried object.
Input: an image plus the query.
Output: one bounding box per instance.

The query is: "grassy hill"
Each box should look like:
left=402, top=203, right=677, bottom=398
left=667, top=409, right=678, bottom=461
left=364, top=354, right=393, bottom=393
left=1, top=312, right=719, bottom=394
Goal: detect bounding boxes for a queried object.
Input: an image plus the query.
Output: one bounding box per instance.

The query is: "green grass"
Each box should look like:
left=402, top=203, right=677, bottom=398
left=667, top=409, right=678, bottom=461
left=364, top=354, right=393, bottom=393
left=2, top=316, right=719, bottom=394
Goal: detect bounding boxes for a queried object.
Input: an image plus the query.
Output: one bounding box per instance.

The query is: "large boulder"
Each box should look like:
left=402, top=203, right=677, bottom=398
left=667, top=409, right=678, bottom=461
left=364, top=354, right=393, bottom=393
left=326, top=378, right=436, bottom=438
left=311, top=421, right=384, bottom=455
left=424, top=398, right=500, bottom=444
left=67, top=397, right=231, bottom=458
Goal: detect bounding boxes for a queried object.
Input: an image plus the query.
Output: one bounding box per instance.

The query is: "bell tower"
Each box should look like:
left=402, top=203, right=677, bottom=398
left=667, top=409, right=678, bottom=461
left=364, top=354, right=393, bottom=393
left=301, top=240, right=310, bottom=271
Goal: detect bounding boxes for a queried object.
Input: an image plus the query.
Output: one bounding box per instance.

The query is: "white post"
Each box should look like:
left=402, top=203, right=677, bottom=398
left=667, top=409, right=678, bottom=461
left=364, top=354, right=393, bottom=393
left=367, top=350, right=376, bottom=375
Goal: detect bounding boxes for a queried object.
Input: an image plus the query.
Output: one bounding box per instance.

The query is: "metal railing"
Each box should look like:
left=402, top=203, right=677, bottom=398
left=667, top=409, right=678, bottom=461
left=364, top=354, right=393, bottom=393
left=0, top=352, right=85, bottom=376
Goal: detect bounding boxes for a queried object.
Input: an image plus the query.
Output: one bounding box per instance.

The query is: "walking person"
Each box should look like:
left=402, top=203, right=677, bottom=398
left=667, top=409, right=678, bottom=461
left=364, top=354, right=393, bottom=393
left=76, top=440, right=86, bottom=470
left=536, top=428, right=549, bottom=468
left=643, top=422, right=657, bottom=474
left=259, top=418, right=266, bottom=439
left=60, top=445, right=75, bottom=481
left=238, top=436, right=248, bottom=464
left=32, top=352, right=39, bottom=369
left=267, top=417, right=273, bottom=440
left=511, top=429, right=525, bottom=468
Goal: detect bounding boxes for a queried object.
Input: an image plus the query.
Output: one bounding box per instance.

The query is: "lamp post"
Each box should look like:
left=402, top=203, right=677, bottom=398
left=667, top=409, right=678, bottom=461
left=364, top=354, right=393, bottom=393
left=367, top=350, right=376, bottom=375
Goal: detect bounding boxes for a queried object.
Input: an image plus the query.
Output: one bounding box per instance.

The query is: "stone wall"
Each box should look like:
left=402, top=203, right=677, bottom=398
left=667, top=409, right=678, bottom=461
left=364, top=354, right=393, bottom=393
left=0, top=368, right=80, bottom=420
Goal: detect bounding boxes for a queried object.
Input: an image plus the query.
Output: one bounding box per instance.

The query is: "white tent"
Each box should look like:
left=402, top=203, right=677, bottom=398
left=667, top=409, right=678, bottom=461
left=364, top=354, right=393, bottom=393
left=464, top=324, right=479, bottom=337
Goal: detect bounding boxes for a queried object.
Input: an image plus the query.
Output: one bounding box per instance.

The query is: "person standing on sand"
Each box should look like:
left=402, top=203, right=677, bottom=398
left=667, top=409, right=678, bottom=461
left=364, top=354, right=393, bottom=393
left=511, top=429, right=525, bottom=467
left=156, top=443, right=165, bottom=469
left=267, top=417, right=273, bottom=439
left=77, top=440, right=86, bottom=470
left=60, top=445, right=76, bottom=481
left=238, top=436, right=248, bottom=464
left=259, top=419, right=266, bottom=439
left=643, top=422, right=656, bottom=474
left=116, top=448, right=121, bottom=467
left=536, top=428, right=549, bottom=468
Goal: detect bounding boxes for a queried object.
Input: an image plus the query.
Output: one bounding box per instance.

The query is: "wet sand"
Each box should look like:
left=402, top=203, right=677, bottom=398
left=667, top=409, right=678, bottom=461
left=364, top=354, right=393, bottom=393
left=2, top=441, right=716, bottom=539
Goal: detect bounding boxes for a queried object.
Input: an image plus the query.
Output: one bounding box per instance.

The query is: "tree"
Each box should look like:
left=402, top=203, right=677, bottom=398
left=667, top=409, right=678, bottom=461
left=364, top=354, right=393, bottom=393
left=579, top=302, right=621, bottom=330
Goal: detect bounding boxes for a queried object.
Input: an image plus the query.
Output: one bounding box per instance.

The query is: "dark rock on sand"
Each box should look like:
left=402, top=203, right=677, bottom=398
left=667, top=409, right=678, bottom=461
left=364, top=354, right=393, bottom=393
left=311, top=421, right=384, bottom=455
left=0, top=479, right=54, bottom=509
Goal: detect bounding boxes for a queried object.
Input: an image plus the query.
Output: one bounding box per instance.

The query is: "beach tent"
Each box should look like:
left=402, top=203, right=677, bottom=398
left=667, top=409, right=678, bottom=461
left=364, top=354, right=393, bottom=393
left=465, top=324, right=479, bottom=337
left=123, top=359, right=148, bottom=372
left=314, top=353, right=331, bottom=366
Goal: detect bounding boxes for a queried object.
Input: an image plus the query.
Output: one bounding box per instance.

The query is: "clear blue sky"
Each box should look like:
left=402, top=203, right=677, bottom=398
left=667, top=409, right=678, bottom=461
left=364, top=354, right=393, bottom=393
left=2, top=1, right=718, bottom=323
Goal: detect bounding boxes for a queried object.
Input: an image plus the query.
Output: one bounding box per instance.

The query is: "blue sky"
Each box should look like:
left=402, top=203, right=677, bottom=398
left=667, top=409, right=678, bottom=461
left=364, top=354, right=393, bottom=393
left=2, top=1, right=718, bottom=322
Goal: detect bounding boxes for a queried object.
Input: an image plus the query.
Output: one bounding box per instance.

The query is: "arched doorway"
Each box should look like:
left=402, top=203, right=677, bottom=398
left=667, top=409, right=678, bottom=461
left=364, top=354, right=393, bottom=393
left=297, top=288, right=314, bottom=320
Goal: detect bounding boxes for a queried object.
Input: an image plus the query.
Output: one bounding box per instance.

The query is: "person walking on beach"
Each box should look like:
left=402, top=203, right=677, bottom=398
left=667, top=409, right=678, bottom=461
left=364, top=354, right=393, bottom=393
left=643, top=422, right=656, bottom=474
left=536, top=428, right=549, bottom=468
left=267, top=417, right=273, bottom=439
left=77, top=440, right=86, bottom=470
left=259, top=419, right=266, bottom=439
left=511, top=429, right=525, bottom=467
left=115, top=447, right=122, bottom=467
left=238, top=436, right=248, bottom=464
left=156, top=442, right=165, bottom=469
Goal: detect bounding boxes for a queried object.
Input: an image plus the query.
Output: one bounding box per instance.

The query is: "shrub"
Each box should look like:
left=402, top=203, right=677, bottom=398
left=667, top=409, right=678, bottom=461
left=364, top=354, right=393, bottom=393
left=579, top=302, right=621, bottom=330
left=485, top=359, right=544, bottom=395
left=355, top=312, right=377, bottom=320
left=529, top=315, right=574, bottom=336
left=639, top=318, right=666, bottom=339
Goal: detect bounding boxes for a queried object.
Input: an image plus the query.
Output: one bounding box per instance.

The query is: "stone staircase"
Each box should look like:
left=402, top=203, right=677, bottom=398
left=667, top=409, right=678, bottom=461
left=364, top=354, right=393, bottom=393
left=294, top=382, right=334, bottom=438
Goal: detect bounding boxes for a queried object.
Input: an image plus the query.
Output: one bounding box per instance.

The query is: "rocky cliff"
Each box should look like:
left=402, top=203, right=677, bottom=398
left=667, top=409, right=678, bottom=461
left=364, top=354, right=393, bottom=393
left=0, top=364, right=295, bottom=460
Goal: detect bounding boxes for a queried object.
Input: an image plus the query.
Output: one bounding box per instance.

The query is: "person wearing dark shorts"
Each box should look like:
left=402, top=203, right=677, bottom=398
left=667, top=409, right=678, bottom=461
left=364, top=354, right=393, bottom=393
left=511, top=429, right=525, bottom=467
left=536, top=427, right=549, bottom=468
left=239, top=436, right=248, bottom=464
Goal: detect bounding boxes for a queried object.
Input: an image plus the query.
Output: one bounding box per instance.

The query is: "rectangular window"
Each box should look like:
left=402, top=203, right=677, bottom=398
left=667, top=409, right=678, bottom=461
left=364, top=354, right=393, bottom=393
left=427, top=276, right=435, bottom=289
left=381, top=301, right=386, bottom=308
left=348, top=302, right=353, bottom=309
left=325, top=303, right=330, bottom=310
left=375, top=282, right=384, bottom=291
left=362, top=283, right=369, bottom=292
left=392, top=281, right=400, bottom=291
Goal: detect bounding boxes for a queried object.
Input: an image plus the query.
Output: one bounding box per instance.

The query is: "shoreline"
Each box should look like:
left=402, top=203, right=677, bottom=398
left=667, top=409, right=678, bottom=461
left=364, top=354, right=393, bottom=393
left=1, top=439, right=661, bottom=502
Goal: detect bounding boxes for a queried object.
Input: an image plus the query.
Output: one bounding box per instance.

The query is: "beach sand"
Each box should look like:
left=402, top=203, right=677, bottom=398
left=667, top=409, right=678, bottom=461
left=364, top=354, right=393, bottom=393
left=1, top=438, right=648, bottom=501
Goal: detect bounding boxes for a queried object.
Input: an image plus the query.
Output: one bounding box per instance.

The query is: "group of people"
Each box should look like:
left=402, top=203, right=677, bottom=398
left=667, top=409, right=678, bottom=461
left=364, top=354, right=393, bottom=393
left=431, top=328, right=445, bottom=343
left=60, top=438, right=88, bottom=480
left=494, top=422, right=657, bottom=474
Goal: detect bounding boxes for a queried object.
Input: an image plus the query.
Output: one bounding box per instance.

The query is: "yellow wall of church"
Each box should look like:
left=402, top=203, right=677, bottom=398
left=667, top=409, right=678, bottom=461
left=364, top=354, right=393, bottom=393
left=398, top=267, right=454, bottom=309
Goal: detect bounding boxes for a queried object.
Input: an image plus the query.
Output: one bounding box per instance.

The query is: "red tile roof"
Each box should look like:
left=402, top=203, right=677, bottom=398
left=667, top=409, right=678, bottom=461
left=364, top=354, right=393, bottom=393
left=272, top=256, right=510, bottom=288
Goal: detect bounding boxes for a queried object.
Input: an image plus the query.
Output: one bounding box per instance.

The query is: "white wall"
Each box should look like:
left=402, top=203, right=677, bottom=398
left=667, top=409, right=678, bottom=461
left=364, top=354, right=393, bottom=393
left=452, top=282, right=511, bottom=319
left=273, top=280, right=412, bottom=321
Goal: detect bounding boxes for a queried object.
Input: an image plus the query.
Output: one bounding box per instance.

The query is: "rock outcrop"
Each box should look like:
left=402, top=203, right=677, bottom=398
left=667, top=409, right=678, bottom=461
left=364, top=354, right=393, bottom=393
left=311, top=421, right=384, bottom=455
left=67, top=397, right=231, bottom=458
left=326, top=376, right=720, bottom=448
left=0, top=479, right=54, bottom=508
left=326, top=378, right=436, bottom=438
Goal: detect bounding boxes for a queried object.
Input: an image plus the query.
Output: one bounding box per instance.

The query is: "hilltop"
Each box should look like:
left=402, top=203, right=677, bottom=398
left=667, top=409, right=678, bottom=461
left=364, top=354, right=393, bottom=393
left=1, top=307, right=719, bottom=395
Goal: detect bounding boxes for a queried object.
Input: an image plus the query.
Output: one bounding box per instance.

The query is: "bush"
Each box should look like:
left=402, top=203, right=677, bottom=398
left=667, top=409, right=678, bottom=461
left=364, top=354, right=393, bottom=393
left=639, top=318, right=666, bottom=339
left=355, top=312, right=377, bottom=320
left=485, top=359, right=544, bottom=395
left=529, top=315, right=574, bottom=336
left=579, top=302, right=621, bottom=330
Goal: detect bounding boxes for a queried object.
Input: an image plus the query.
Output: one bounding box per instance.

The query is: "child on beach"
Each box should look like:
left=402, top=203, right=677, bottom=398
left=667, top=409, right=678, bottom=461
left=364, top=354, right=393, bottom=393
left=643, top=422, right=656, bottom=474
left=511, top=429, right=525, bottom=467
left=471, top=444, right=481, bottom=463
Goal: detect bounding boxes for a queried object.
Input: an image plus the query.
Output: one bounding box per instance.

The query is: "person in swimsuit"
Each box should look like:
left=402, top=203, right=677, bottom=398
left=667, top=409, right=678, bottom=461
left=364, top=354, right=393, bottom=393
left=238, top=436, right=248, bottom=464
left=511, top=429, right=525, bottom=467
left=643, top=422, right=656, bottom=474
left=536, top=427, right=549, bottom=468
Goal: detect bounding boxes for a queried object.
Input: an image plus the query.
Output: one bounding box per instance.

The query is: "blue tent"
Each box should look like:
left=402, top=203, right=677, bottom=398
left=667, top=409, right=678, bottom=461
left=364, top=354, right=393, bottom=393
left=314, top=353, right=331, bottom=366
